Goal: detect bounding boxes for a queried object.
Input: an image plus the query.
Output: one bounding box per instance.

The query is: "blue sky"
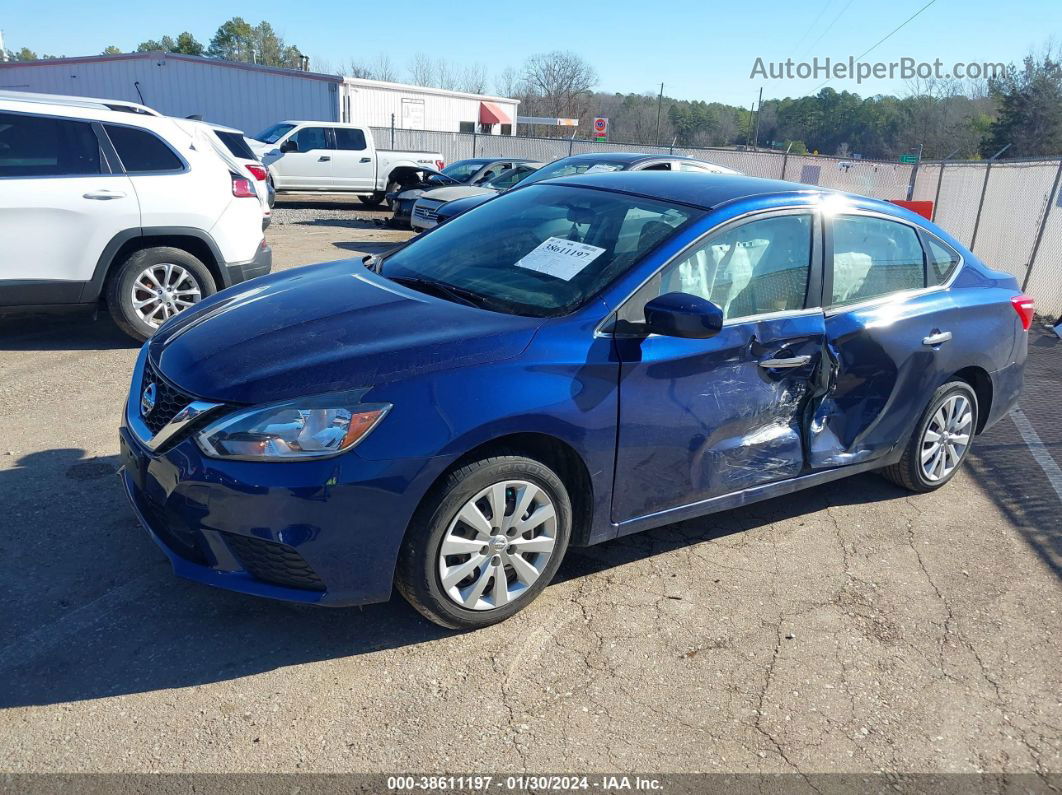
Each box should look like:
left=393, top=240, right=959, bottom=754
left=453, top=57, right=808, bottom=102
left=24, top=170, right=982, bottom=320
left=2, top=0, right=1058, bottom=106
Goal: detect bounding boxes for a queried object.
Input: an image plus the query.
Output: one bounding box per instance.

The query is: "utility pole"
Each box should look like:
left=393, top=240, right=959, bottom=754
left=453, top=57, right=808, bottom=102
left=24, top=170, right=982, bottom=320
left=752, top=86, right=763, bottom=150
left=655, top=82, right=664, bottom=145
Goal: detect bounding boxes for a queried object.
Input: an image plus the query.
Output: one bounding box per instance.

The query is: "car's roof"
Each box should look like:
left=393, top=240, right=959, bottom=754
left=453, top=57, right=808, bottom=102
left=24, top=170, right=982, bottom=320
left=0, top=89, right=160, bottom=117
left=175, top=117, right=243, bottom=135
left=544, top=170, right=833, bottom=210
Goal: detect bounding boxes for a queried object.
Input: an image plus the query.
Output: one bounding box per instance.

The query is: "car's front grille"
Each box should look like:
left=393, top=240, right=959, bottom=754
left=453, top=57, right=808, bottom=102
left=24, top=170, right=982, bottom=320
left=140, top=361, right=193, bottom=435
left=413, top=202, right=440, bottom=220
left=222, top=533, right=327, bottom=591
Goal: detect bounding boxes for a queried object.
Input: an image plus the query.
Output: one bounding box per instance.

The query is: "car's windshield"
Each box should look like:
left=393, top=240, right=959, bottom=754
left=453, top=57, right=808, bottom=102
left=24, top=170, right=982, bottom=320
left=485, top=165, right=537, bottom=191
left=441, top=160, right=488, bottom=181
left=380, top=185, right=701, bottom=317
left=255, top=123, right=295, bottom=144
left=520, top=158, right=627, bottom=187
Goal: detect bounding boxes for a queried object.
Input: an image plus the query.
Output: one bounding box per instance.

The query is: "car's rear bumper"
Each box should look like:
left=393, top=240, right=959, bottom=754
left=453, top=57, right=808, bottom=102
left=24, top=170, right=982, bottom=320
left=118, top=422, right=443, bottom=607
left=222, top=242, right=272, bottom=287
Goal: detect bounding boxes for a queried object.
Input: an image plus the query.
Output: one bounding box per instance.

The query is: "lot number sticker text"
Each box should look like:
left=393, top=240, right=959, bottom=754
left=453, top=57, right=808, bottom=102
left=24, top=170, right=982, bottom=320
left=515, top=237, right=605, bottom=281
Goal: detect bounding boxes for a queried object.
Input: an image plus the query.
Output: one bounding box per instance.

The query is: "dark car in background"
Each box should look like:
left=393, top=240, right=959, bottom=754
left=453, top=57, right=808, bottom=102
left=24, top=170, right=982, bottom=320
left=388, top=157, right=538, bottom=227
left=410, top=162, right=543, bottom=231
left=429, top=150, right=740, bottom=228
left=119, top=171, right=1031, bottom=630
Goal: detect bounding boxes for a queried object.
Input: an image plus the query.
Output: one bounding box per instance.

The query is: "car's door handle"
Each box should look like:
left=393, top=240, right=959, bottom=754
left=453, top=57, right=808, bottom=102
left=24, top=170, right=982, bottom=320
left=318, top=155, right=331, bottom=162
left=359, top=157, right=371, bottom=163
left=83, top=190, right=126, bottom=200
left=922, top=331, right=952, bottom=346
left=758, top=355, right=812, bottom=369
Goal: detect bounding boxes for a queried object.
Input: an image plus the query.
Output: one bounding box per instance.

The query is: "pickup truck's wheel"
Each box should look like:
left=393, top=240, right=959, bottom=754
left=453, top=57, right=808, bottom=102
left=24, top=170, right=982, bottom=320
left=395, top=454, right=572, bottom=629
left=106, top=247, right=215, bottom=341
left=359, top=193, right=385, bottom=207
left=881, top=380, right=978, bottom=493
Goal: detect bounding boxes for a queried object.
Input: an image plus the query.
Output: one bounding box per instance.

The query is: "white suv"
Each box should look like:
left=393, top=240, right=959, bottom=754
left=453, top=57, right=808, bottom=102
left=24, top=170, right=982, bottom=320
left=0, top=90, right=271, bottom=340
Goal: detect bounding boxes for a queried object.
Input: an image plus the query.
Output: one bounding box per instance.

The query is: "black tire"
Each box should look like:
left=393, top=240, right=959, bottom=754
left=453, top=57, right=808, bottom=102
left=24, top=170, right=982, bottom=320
left=106, top=246, right=216, bottom=341
left=881, top=380, right=979, bottom=493
left=395, top=454, right=572, bottom=629
left=359, top=193, right=385, bottom=207
left=266, top=175, right=276, bottom=208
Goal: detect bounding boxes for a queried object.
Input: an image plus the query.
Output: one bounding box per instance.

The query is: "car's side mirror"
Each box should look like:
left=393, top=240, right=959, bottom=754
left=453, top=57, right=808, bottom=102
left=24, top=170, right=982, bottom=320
left=643, top=292, right=724, bottom=339
left=279, top=139, right=299, bottom=153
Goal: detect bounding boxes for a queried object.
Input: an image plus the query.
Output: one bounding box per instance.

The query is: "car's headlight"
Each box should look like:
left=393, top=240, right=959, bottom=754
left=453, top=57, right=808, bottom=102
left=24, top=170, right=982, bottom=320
left=194, top=391, right=391, bottom=461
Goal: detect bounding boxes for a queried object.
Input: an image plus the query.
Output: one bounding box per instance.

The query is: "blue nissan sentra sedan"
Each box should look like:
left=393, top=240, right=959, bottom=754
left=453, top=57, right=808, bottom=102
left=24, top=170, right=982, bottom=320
left=119, top=171, right=1032, bottom=628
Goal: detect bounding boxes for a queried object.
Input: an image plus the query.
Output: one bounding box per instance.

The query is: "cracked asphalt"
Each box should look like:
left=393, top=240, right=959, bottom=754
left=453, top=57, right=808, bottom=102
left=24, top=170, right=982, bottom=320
left=0, top=197, right=1059, bottom=777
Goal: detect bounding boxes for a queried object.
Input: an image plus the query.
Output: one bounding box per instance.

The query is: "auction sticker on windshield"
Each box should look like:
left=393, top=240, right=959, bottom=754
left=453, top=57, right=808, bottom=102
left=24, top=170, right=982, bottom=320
left=515, top=237, right=606, bottom=281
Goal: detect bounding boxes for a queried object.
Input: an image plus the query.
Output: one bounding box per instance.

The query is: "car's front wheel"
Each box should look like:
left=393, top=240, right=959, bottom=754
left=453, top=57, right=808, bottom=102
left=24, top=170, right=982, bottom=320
left=881, top=380, right=979, bottom=492
left=106, top=247, right=216, bottom=341
left=395, top=454, right=572, bottom=629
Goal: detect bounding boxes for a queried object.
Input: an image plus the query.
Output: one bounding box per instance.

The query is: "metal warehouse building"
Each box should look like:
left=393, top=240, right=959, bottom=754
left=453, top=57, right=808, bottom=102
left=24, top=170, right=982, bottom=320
left=0, top=52, right=518, bottom=139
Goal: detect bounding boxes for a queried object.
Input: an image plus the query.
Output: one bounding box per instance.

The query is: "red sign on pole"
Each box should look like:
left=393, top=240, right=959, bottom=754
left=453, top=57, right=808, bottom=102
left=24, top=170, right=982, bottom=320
left=593, top=117, right=608, bottom=141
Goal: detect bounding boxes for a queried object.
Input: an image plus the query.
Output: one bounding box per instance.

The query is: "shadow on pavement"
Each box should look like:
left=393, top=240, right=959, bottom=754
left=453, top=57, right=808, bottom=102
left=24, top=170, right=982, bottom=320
left=0, top=311, right=139, bottom=352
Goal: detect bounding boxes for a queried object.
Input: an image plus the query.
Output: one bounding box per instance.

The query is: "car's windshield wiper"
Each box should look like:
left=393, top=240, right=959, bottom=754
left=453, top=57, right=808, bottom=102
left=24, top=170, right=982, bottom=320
left=388, top=276, right=504, bottom=312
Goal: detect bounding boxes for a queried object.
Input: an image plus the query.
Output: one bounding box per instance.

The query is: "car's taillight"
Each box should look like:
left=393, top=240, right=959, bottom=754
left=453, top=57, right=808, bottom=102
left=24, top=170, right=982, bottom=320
left=1010, top=294, right=1035, bottom=331
left=245, top=164, right=268, bottom=181
left=435, top=159, right=445, bottom=171
left=231, top=173, right=257, bottom=198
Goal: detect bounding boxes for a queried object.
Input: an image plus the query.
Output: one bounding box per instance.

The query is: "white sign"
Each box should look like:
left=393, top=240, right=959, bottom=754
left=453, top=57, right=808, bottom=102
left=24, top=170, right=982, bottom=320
left=583, top=163, right=622, bottom=175
left=515, top=237, right=605, bottom=281
left=401, top=98, right=425, bottom=130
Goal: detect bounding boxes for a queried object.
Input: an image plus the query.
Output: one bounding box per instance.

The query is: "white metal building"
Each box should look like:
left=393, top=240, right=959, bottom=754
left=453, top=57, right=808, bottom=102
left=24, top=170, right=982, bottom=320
left=0, top=52, right=518, bottom=138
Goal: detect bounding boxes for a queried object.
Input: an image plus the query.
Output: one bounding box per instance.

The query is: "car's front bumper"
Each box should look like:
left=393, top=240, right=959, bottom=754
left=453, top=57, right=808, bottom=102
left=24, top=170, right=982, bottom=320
left=118, top=416, right=442, bottom=607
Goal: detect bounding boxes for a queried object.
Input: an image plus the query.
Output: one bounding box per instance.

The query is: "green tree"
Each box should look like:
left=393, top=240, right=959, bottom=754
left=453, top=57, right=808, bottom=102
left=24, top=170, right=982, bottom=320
left=208, top=18, right=301, bottom=68
left=136, top=32, right=203, bottom=55
left=101, top=45, right=122, bottom=55
left=982, top=50, right=1062, bottom=158
left=13, top=47, right=38, bottom=61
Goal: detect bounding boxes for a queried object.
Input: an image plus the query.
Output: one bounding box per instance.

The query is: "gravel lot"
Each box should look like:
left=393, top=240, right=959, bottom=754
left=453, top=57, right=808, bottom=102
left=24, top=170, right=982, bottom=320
left=0, top=195, right=1059, bottom=780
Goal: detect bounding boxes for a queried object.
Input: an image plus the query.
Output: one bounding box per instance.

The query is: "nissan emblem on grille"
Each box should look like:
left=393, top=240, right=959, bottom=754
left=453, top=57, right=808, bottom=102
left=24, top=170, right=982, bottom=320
left=140, top=381, right=157, bottom=417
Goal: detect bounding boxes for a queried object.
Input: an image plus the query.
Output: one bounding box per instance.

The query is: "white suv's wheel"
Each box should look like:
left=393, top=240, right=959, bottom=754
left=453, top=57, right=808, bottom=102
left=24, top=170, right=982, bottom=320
left=107, top=247, right=216, bottom=341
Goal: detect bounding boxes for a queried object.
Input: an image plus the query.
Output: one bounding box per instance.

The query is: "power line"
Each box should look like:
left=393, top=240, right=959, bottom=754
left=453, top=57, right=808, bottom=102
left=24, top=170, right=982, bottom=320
left=799, top=0, right=856, bottom=58
left=791, top=0, right=834, bottom=56
left=854, top=0, right=940, bottom=62
left=806, top=0, right=941, bottom=94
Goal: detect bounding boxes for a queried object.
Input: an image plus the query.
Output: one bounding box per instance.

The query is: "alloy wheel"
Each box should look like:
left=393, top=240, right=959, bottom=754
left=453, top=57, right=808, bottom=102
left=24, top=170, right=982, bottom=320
left=920, top=394, right=973, bottom=482
left=131, top=263, right=202, bottom=327
left=438, top=480, right=558, bottom=611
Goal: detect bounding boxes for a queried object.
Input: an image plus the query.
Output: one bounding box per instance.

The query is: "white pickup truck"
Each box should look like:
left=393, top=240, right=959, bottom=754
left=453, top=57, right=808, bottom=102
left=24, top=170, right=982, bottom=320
left=249, top=121, right=445, bottom=206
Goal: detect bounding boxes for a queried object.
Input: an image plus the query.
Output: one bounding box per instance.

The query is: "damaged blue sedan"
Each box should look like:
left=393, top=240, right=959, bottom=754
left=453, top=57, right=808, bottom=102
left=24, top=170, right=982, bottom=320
left=119, top=171, right=1032, bottom=628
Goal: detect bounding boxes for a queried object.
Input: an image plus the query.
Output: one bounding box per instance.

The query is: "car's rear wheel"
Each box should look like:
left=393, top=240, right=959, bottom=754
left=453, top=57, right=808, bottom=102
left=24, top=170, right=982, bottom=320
left=106, top=247, right=216, bottom=341
left=395, top=454, right=571, bottom=629
left=881, top=380, right=978, bottom=492
left=359, top=193, right=385, bottom=207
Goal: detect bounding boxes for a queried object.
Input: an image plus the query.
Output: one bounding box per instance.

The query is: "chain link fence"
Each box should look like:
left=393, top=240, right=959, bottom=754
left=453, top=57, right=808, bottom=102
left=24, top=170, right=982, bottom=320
left=371, top=126, right=1062, bottom=319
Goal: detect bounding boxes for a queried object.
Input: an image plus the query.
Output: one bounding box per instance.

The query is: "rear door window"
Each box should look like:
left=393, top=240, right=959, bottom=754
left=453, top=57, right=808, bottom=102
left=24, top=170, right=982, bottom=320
left=333, top=128, right=367, bottom=151
left=105, top=125, right=183, bottom=173
left=831, top=215, right=925, bottom=306
left=0, top=112, right=102, bottom=177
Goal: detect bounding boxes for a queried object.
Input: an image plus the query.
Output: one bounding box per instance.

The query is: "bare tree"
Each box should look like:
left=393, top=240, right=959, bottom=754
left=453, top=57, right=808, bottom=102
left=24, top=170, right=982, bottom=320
left=435, top=58, right=458, bottom=91
left=521, top=50, right=597, bottom=127
left=458, top=63, right=489, bottom=94
left=495, top=66, right=523, bottom=98
left=346, top=52, right=398, bottom=82
left=408, top=52, right=434, bottom=86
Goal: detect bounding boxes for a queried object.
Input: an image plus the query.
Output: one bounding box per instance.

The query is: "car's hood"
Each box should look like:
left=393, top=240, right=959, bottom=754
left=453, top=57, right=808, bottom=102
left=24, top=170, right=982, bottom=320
left=420, top=185, right=494, bottom=203
left=149, top=261, right=543, bottom=405
left=438, top=192, right=495, bottom=217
